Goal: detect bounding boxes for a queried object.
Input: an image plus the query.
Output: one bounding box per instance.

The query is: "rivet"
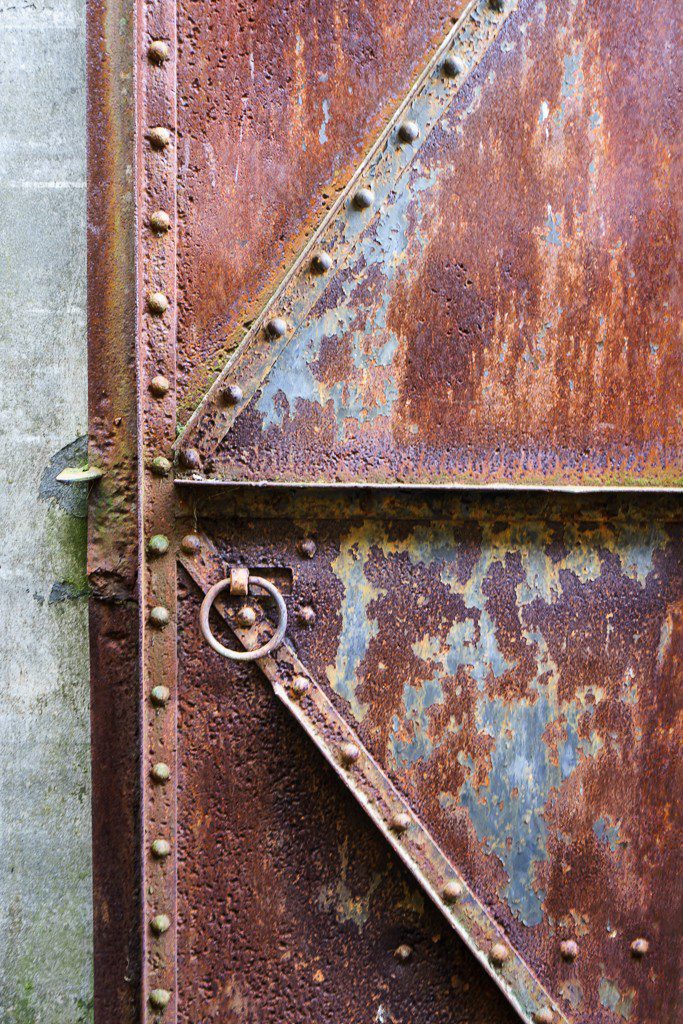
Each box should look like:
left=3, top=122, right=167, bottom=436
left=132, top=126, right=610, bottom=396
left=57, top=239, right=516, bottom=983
left=489, top=942, right=510, bottom=967
left=148, top=40, right=170, bottom=64
left=147, top=292, right=169, bottom=316
left=149, top=606, right=170, bottom=629
left=339, top=741, right=360, bottom=765
left=442, top=879, right=464, bottom=902
left=443, top=54, right=466, bottom=78
left=151, top=762, right=170, bottom=783
left=266, top=317, right=287, bottom=339
left=235, top=606, right=256, bottom=629
left=150, top=210, right=171, bottom=233
left=353, top=186, right=374, bottom=210
left=630, top=938, right=649, bottom=958
left=297, top=605, right=316, bottom=626
left=311, top=251, right=332, bottom=273
left=298, top=538, right=317, bottom=559
left=533, top=1010, right=555, bottom=1024
left=180, top=533, right=201, bottom=555
left=560, top=939, right=578, bottom=962
left=222, top=383, right=243, bottom=406
left=151, top=838, right=171, bottom=859
left=394, top=944, right=413, bottom=963
left=389, top=811, right=411, bottom=833
left=150, top=685, right=170, bottom=707
left=398, top=120, right=420, bottom=143
left=150, top=456, right=172, bottom=477
left=148, top=126, right=171, bottom=149
left=150, top=913, right=171, bottom=935
left=178, top=448, right=201, bottom=470
left=290, top=675, right=310, bottom=698
left=149, top=375, right=170, bottom=397
left=148, top=989, right=171, bottom=1010
left=148, top=534, right=170, bottom=557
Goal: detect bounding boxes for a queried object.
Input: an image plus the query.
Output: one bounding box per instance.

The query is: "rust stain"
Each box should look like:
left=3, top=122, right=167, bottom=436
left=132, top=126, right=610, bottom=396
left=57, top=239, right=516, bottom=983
left=199, top=0, right=682, bottom=487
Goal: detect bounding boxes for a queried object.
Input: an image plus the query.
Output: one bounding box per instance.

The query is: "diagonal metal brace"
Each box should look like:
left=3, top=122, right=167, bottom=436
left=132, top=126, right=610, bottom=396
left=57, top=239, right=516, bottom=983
left=179, top=531, right=567, bottom=1024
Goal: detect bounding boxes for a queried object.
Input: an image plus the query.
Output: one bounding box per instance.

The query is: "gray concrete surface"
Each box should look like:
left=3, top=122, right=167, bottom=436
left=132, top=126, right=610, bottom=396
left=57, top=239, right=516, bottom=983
left=0, top=0, right=92, bottom=1020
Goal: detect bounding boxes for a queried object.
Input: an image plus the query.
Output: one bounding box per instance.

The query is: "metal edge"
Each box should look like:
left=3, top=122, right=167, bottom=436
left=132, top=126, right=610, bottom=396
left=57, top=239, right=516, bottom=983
left=87, top=0, right=140, bottom=1019
left=179, top=530, right=569, bottom=1024
left=136, top=0, right=179, bottom=1020
left=175, top=0, right=519, bottom=461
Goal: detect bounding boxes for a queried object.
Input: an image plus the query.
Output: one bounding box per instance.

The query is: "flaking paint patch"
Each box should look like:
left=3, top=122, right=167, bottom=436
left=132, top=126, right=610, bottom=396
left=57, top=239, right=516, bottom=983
left=598, top=977, right=635, bottom=1020
left=256, top=166, right=436, bottom=435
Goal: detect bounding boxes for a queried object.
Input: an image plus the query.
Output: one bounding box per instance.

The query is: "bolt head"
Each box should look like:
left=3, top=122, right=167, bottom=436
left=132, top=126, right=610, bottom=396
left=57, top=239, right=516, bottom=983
left=151, top=838, right=171, bottom=859
left=149, top=606, right=170, bottom=629
left=533, top=1010, right=554, bottom=1024
left=147, top=292, right=169, bottom=316
left=442, top=879, right=464, bottom=902
left=290, top=675, right=310, bottom=698
left=150, top=685, right=171, bottom=707
left=560, top=939, right=578, bottom=962
left=178, top=447, right=201, bottom=471
left=148, top=534, right=170, bottom=557
left=150, top=913, right=171, bottom=935
left=398, top=120, right=420, bottom=143
left=151, top=762, right=171, bottom=783
left=353, top=186, right=374, bottom=210
left=222, top=383, right=243, bottom=406
left=389, top=811, right=411, bottom=833
left=149, top=126, right=171, bottom=149
left=339, top=741, right=360, bottom=765
left=266, top=317, right=287, bottom=339
left=148, top=40, right=170, bottom=64
left=443, top=54, right=466, bottom=78
left=394, top=943, right=413, bottom=963
left=489, top=942, right=510, bottom=967
left=235, top=605, right=257, bottom=629
left=150, top=210, right=171, bottom=232
left=148, top=988, right=171, bottom=1010
left=298, top=538, right=317, bottom=559
left=631, top=938, right=649, bottom=958
left=311, top=251, right=332, bottom=273
left=150, top=456, right=172, bottom=477
left=180, top=533, right=201, bottom=555
left=149, top=374, right=170, bottom=397
left=297, top=605, right=316, bottom=626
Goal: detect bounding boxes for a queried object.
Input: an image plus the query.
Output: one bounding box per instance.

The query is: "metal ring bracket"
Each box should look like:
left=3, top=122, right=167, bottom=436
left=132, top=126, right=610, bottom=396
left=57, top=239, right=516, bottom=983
left=200, top=575, right=288, bottom=661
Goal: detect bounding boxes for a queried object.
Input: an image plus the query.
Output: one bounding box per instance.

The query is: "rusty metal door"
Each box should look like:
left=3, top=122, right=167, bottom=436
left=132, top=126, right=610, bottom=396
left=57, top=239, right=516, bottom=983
left=86, top=1, right=682, bottom=1023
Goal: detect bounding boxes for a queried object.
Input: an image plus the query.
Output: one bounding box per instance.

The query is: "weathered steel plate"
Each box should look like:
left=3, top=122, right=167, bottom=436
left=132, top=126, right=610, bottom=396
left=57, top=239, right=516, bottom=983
left=176, top=0, right=470, bottom=414
left=178, top=487, right=682, bottom=1024
left=178, top=0, right=682, bottom=488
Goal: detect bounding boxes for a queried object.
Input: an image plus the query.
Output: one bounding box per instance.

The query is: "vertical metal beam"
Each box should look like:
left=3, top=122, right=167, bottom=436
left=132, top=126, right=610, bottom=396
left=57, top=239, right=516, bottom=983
left=87, top=0, right=140, bottom=1020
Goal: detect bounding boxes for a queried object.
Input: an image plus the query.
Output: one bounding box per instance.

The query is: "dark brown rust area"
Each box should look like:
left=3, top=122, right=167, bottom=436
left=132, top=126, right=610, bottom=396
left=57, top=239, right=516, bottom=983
left=210, top=0, right=682, bottom=487
left=175, top=0, right=466, bottom=414
left=176, top=566, right=518, bottom=1024
left=182, top=487, right=682, bottom=1024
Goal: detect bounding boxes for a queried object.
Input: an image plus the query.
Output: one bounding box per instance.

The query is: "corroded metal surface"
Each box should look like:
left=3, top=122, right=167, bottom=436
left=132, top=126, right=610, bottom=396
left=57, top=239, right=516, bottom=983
left=178, top=487, right=682, bottom=1024
left=176, top=566, right=521, bottom=1023
left=179, top=0, right=683, bottom=489
left=180, top=535, right=565, bottom=1024
left=175, top=0, right=469, bottom=415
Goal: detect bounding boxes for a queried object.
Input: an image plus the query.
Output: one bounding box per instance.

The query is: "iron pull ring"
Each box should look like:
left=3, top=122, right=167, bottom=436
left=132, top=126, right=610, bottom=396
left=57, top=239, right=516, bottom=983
left=200, top=575, right=288, bottom=662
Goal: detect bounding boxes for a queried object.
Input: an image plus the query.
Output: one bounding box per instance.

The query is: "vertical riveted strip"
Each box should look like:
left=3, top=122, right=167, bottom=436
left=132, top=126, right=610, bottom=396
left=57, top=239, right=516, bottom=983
left=180, top=532, right=567, bottom=1024
left=177, top=0, right=521, bottom=466
left=138, top=0, right=178, bottom=1019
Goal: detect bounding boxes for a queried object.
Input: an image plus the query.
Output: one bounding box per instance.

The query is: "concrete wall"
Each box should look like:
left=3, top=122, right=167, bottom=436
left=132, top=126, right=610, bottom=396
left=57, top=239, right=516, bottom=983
left=0, top=0, right=92, bottom=1020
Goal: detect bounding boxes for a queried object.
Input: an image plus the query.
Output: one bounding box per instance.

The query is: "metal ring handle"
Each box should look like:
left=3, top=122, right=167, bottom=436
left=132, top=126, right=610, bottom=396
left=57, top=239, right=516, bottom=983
left=200, top=575, right=288, bottom=662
